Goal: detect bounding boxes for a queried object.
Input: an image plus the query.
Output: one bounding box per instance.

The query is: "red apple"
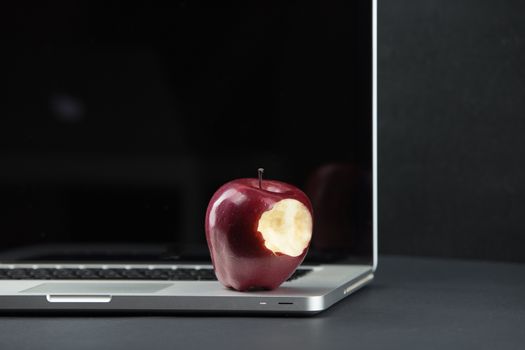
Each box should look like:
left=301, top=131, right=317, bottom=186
left=205, top=170, right=313, bottom=291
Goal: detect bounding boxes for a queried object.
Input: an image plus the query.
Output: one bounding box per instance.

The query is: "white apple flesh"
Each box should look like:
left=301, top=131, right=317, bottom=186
left=257, top=198, right=313, bottom=257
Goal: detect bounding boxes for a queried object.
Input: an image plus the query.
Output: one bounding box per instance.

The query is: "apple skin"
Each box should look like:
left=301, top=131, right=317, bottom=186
left=205, top=178, right=313, bottom=291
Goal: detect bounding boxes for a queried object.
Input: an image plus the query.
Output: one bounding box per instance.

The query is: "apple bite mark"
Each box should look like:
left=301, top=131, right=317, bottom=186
left=257, top=198, right=313, bottom=257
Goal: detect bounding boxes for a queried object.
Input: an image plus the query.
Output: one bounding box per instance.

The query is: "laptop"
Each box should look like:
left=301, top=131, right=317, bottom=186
left=1, top=0, right=377, bottom=314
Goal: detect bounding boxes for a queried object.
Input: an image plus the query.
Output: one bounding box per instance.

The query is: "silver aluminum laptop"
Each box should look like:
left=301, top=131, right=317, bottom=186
left=1, top=0, right=377, bottom=314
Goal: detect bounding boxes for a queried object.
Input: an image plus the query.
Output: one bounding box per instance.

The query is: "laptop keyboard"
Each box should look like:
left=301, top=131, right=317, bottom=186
left=0, top=267, right=312, bottom=282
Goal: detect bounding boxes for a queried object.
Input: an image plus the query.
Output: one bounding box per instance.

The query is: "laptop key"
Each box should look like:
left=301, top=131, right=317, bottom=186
left=52, top=269, right=77, bottom=279
left=98, top=269, right=125, bottom=279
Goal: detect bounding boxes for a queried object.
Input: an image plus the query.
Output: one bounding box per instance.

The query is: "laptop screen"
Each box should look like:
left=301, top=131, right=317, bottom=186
left=2, top=1, right=373, bottom=264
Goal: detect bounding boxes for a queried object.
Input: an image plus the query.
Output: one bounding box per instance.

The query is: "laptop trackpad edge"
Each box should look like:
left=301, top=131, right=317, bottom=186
left=19, top=282, right=172, bottom=294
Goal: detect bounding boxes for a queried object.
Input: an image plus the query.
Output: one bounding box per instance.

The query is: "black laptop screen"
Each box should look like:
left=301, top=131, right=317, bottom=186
left=2, top=1, right=373, bottom=264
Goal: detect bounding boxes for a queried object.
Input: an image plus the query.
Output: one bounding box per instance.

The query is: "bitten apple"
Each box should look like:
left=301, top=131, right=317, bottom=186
left=205, top=169, right=313, bottom=291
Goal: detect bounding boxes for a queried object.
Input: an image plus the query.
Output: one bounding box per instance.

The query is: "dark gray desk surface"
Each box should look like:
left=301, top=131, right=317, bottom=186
left=0, top=256, right=524, bottom=350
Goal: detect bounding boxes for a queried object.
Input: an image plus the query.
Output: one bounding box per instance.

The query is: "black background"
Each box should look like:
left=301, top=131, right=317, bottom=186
left=379, top=0, right=525, bottom=262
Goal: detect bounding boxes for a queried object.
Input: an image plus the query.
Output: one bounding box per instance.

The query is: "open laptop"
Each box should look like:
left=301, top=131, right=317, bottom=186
left=1, top=0, right=377, bottom=314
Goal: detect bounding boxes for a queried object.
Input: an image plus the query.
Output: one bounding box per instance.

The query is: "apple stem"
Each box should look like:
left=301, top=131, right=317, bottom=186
left=258, top=168, right=264, bottom=189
